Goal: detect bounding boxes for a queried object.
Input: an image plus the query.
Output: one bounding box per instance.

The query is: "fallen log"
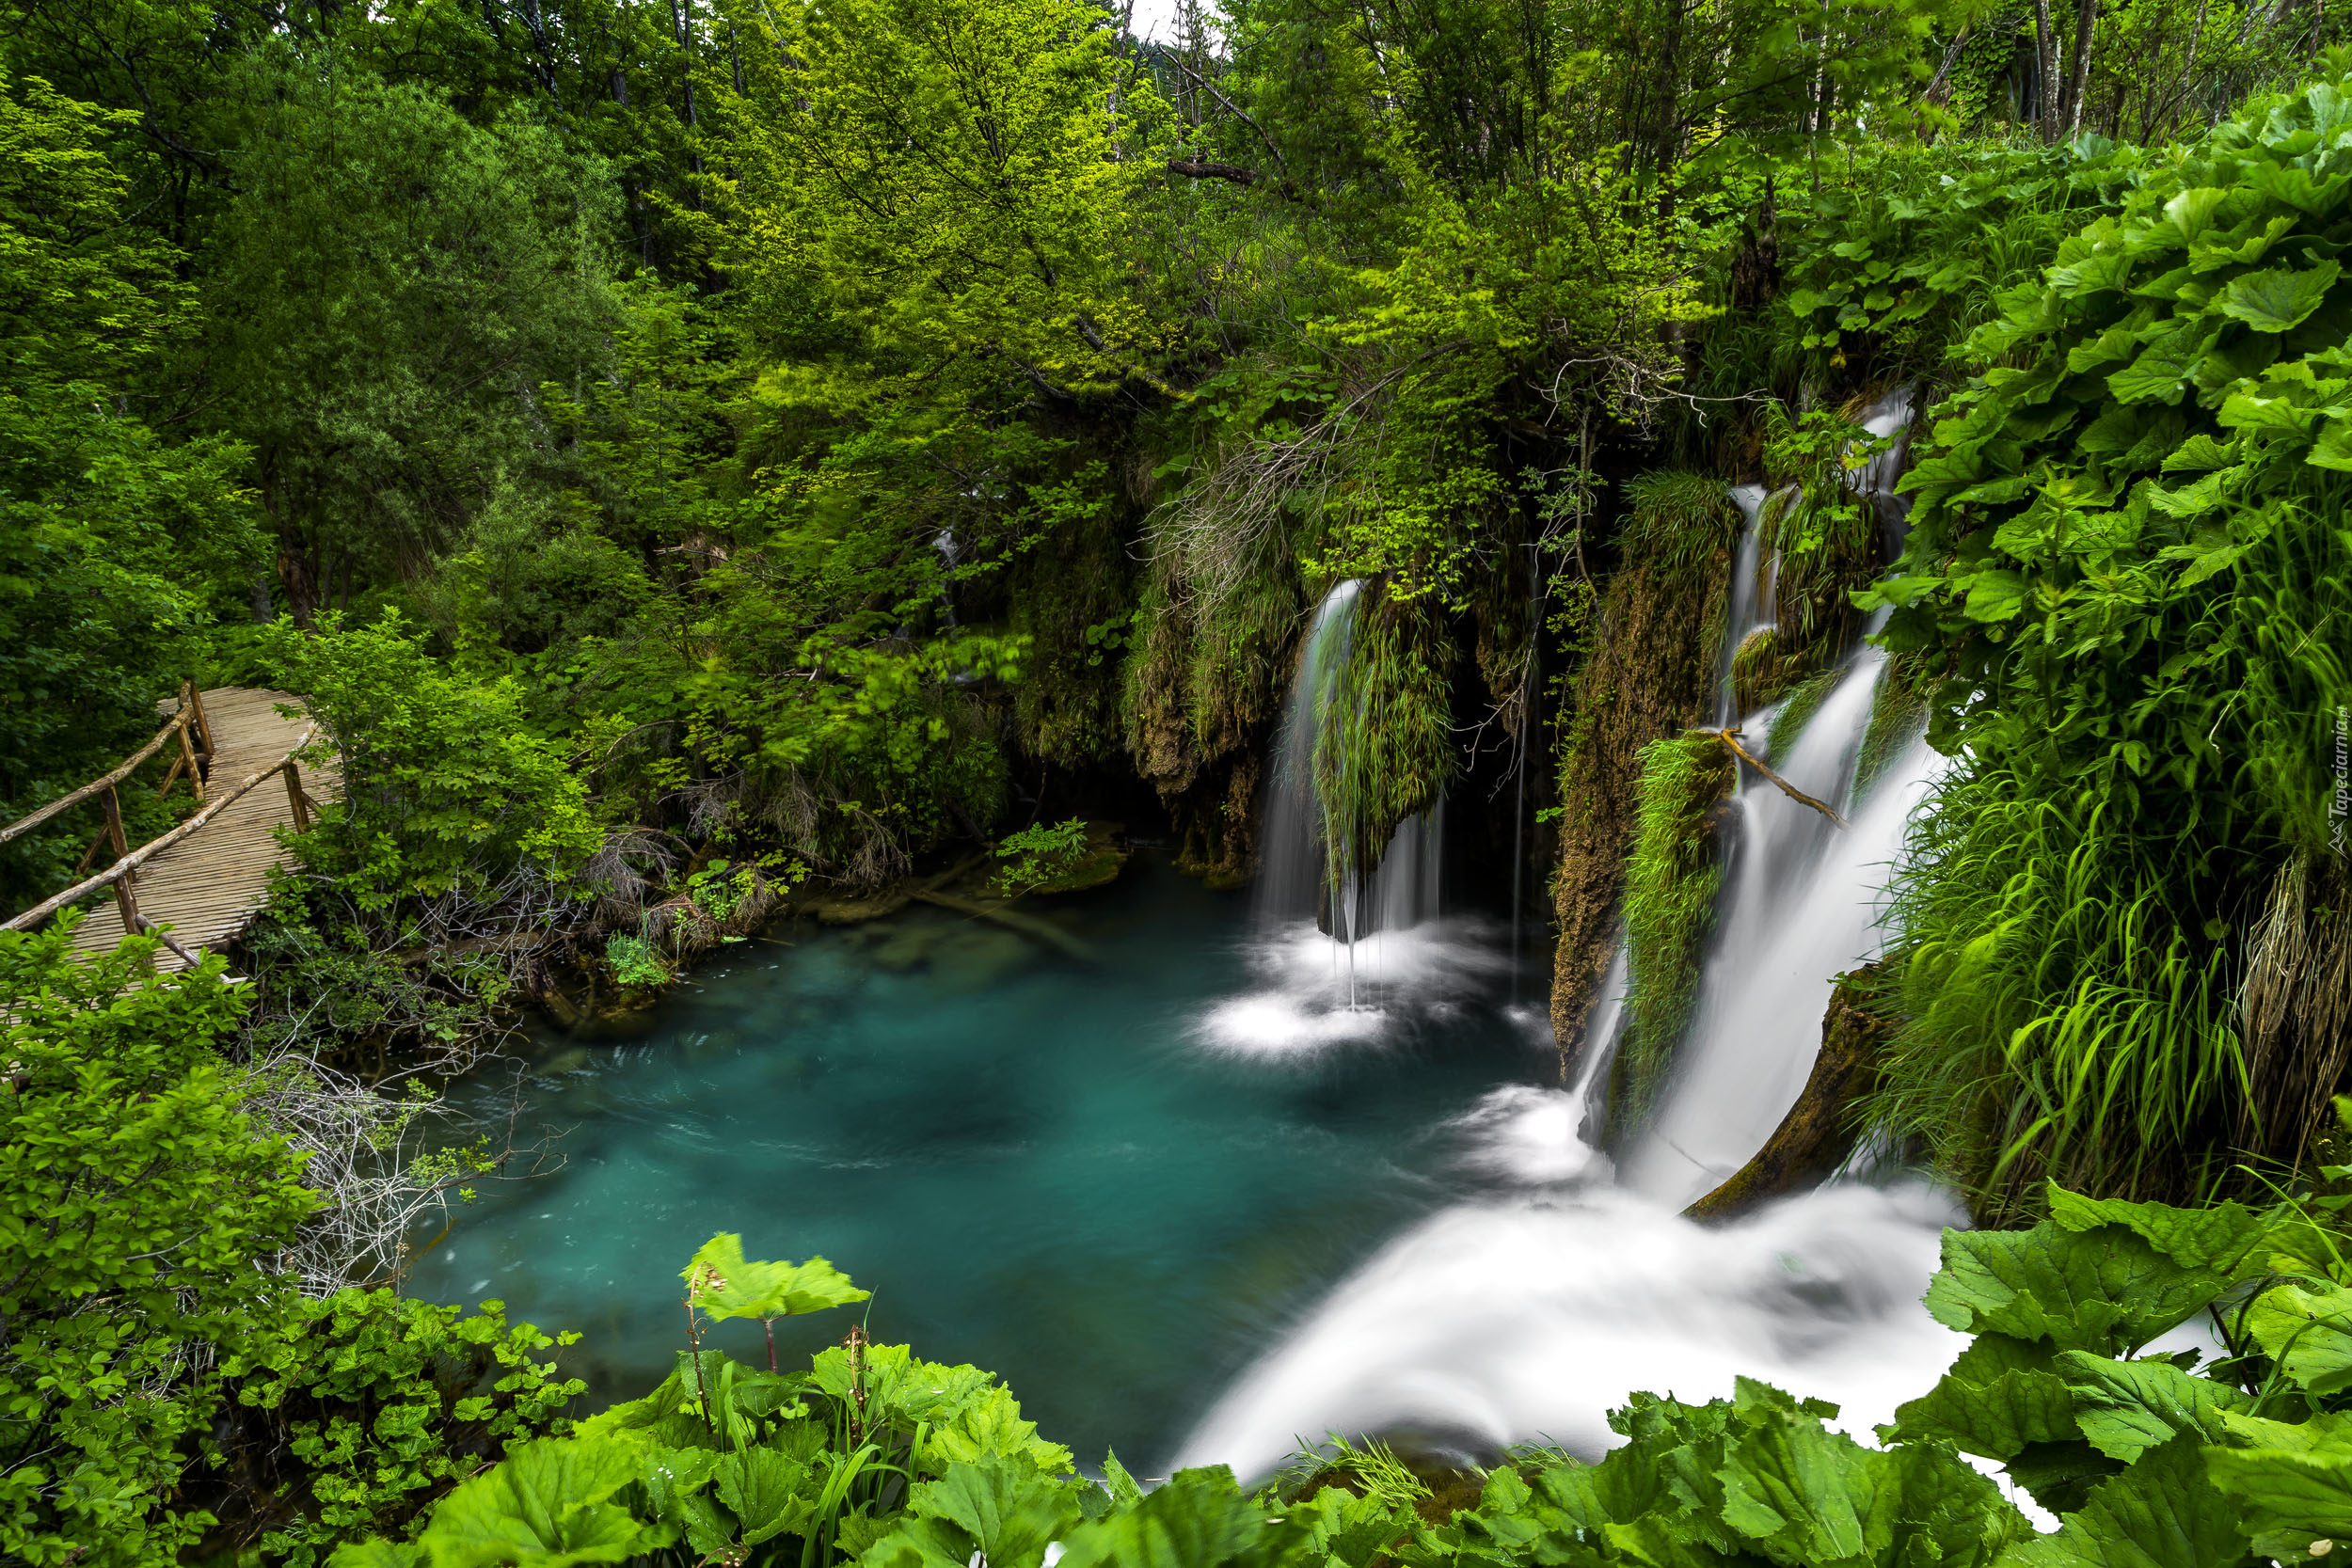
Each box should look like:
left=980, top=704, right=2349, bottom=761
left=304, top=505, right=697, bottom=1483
left=909, top=889, right=1100, bottom=966
left=1709, top=727, right=1848, bottom=828
left=1684, top=964, right=1889, bottom=1222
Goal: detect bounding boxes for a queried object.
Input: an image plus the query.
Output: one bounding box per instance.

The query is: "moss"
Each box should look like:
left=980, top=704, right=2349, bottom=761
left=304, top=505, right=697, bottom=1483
left=1729, top=626, right=1804, bottom=715
left=1611, top=733, right=1735, bottom=1132
left=1764, top=669, right=1840, bottom=756
left=1548, top=472, right=1739, bottom=1069
left=1852, top=656, right=1931, bottom=802
left=1009, top=486, right=1135, bottom=767
left=1314, top=584, right=1455, bottom=879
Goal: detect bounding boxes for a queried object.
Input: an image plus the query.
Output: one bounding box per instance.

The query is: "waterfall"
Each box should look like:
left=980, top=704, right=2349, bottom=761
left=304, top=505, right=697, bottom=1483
left=1179, top=426, right=1967, bottom=1478
left=1255, top=579, right=1445, bottom=942
left=1257, top=580, right=1362, bottom=927
left=1621, top=654, right=1939, bottom=1207
left=1197, top=581, right=1485, bottom=1055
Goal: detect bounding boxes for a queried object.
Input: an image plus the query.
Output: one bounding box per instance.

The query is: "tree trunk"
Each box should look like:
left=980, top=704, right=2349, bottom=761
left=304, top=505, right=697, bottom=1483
left=2060, top=0, right=2097, bottom=135
left=2033, top=0, right=2063, bottom=139
left=1684, top=965, right=1890, bottom=1222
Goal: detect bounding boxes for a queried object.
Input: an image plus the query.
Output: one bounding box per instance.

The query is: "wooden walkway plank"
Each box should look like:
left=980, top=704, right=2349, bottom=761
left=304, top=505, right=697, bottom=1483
left=54, top=688, right=336, bottom=974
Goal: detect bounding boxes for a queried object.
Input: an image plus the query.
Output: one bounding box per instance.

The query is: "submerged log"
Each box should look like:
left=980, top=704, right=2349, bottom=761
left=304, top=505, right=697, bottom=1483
left=1684, top=963, right=1889, bottom=1222
left=908, top=889, right=1100, bottom=966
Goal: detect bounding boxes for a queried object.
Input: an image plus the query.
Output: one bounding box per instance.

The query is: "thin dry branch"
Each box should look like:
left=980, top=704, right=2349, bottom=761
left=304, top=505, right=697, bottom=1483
left=1713, top=726, right=1848, bottom=828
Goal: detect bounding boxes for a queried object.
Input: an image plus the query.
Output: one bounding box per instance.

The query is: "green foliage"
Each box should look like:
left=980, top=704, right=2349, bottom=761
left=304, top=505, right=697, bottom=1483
left=603, top=929, right=671, bottom=989
left=682, top=1235, right=869, bottom=1328
left=194, top=47, right=619, bottom=624
left=0, top=73, right=262, bottom=909
left=993, top=818, right=1090, bottom=896
left=0, top=921, right=313, bottom=1565
left=354, top=1186, right=2352, bottom=1568
left=211, top=1291, right=583, bottom=1566
left=260, top=614, right=601, bottom=913
left=1862, top=64, right=2352, bottom=1212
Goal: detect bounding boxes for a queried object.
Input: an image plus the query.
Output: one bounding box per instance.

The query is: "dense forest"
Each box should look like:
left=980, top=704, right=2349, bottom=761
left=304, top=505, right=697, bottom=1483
left=5, top=0, right=2352, bottom=1560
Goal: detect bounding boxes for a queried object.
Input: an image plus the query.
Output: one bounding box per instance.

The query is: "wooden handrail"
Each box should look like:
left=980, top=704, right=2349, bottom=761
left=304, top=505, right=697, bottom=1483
left=0, top=693, right=199, bottom=848
left=1, top=723, right=318, bottom=935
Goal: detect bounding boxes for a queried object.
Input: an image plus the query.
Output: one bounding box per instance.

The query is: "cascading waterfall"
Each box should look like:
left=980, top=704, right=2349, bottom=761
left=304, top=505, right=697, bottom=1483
left=1177, top=416, right=1971, bottom=1480
left=1197, top=581, right=1494, bottom=1054
left=1254, top=578, right=1446, bottom=942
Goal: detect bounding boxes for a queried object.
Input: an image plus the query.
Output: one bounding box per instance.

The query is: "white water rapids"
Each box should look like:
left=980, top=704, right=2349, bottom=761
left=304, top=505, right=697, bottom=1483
left=1178, top=450, right=1974, bottom=1481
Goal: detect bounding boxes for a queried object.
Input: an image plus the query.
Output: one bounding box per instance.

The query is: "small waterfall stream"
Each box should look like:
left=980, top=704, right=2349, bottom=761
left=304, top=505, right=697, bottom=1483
left=1178, top=416, right=1965, bottom=1479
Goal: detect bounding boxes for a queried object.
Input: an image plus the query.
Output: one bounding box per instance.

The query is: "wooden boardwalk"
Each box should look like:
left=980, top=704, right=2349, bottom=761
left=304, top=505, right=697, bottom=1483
left=55, top=689, right=330, bottom=974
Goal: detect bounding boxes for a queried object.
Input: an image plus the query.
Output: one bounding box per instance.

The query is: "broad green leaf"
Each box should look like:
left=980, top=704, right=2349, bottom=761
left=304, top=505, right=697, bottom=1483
left=2246, top=1281, right=2352, bottom=1395
left=329, top=1544, right=426, bottom=1568
left=2206, top=1441, right=2352, bottom=1559
left=1963, top=569, right=2032, bottom=622
left=1050, top=1466, right=1271, bottom=1568
left=2217, top=389, right=2318, bottom=433
left=682, top=1233, right=868, bottom=1323
left=716, top=1446, right=814, bottom=1546
left=2053, top=1352, right=2248, bottom=1461
left=2309, top=418, right=2352, bottom=470
left=902, top=1458, right=1077, bottom=1565
left=2045, top=1188, right=2280, bottom=1273
left=1883, top=1334, right=2076, bottom=1460
left=2160, top=433, right=2238, bottom=472
left=2217, top=260, right=2342, bottom=332
left=418, top=1435, right=663, bottom=1568
left=1925, top=1220, right=2234, bottom=1354
left=1999, top=1435, right=2247, bottom=1567
left=2106, top=349, right=2195, bottom=404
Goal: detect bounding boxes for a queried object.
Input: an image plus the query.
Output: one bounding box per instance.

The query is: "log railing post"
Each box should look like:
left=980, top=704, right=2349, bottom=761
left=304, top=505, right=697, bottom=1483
left=283, top=761, right=311, bottom=832
left=185, top=682, right=215, bottom=768
left=176, top=706, right=204, bottom=803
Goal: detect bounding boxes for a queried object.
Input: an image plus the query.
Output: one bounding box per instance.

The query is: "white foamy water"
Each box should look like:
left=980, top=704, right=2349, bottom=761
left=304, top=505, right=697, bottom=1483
left=1622, top=664, right=1945, bottom=1209
left=1176, top=1171, right=1964, bottom=1479
left=1194, top=918, right=1516, bottom=1058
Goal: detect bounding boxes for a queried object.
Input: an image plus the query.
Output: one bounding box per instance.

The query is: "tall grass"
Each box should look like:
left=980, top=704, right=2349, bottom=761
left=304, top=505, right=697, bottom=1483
left=1869, top=762, right=2249, bottom=1221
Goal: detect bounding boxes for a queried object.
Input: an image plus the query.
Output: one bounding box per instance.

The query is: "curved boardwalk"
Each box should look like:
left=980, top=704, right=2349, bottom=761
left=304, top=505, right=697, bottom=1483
left=61, top=688, right=328, bottom=974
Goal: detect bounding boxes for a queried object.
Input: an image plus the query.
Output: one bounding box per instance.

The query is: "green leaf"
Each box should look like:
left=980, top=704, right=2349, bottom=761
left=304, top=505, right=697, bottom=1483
left=417, top=1435, right=665, bottom=1568
left=2043, top=1189, right=2276, bottom=1273
left=2161, top=433, right=2238, bottom=472
left=2308, top=418, right=2352, bottom=470
left=2217, top=260, right=2343, bottom=332
left=2246, top=1281, right=2352, bottom=1395
left=682, top=1233, right=868, bottom=1323
left=1883, top=1334, right=2076, bottom=1460
left=2053, top=1352, right=2248, bottom=1461
left=2206, top=1439, right=2352, bottom=1558
left=1050, top=1466, right=1271, bottom=1568
left=1925, top=1219, right=2235, bottom=1354
left=716, top=1446, right=814, bottom=1546
left=1999, top=1435, right=2248, bottom=1567
left=1963, top=569, right=2032, bottom=623
left=329, top=1544, right=427, bottom=1568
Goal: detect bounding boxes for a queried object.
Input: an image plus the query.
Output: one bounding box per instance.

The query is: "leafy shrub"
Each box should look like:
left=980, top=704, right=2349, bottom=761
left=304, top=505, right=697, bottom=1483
left=0, top=921, right=581, bottom=1568
left=0, top=920, right=313, bottom=1566
left=1862, top=64, right=2352, bottom=1211
left=260, top=613, right=602, bottom=915
left=993, top=818, right=1089, bottom=895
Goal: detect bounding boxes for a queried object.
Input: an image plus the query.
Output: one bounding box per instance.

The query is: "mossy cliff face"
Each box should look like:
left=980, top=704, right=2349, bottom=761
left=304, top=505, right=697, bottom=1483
left=1611, top=732, right=1735, bottom=1132
left=1120, top=564, right=1300, bottom=887
left=1547, top=477, right=1736, bottom=1072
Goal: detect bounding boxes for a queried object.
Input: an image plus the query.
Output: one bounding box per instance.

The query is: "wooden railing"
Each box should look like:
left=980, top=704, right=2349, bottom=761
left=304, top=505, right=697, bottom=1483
left=0, top=687, right=315, bottom=965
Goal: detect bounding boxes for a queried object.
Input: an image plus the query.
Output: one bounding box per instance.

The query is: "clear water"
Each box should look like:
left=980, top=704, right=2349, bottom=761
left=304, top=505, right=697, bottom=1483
left=409, top=854, right=1552, bottom=1473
